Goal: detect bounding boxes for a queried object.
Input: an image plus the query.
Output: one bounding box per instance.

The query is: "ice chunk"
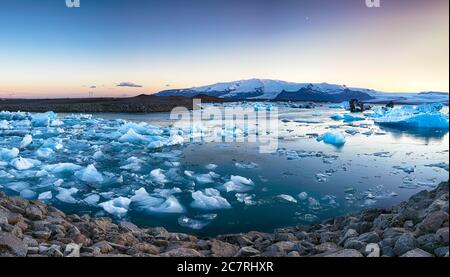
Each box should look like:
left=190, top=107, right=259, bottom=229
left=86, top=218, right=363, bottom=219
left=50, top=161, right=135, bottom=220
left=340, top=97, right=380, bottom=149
left=308, top=197, right=321, bottom=210
left=276, top=194, right=298, bottom=204
left=372, top=103, right=449, bottom=130
left=46, top=163, right=82, bottom=175
left=75, top=164, right=104, bottom=183
left=235, top=162, right=259, bottom=169
left=205, top=164, right=218, bottom=170
left=317, top=131, right=346, bottom=146
left=191, top=188, right=231, bottom=210
left=19, top=134, right=33, bottom=149
left=20, top=189, right=37, bottom=200
left=99, top=197, right=131, bottom=217
left=178, top=215, right=216, bottom=230
left=343, top=114, right=365, bottom=122
left=298, top=192, right=309, bottom=200
left=0, top=120, right=11, bottom=130
left=167, top=134, right=184, bottom=146
left=195, top=173, right=215, bottom=184
left=330, top=114, right=344, bottom=121
left=345, top=128, right=359, bottom=135
left=219, top=175, right=255, bottom=192
left=38, top=191, right=53, bottom=201
left=235, top=193, right=256, bottom=205
left=393, top=165, right=415, bottom=174
left=130, top=187, right=184, bottom=213
left=4, top=182, right=29, bottom=192
left=83, top=194, right=100, bottom=205
left=0, top=148, right=19, bottom=161
left=120, top=157, right=144, bottom=171
left=31, top=113, right=51, bottom=127
left=118, top=128, right=149, bottom=144
left=10, top=157, right=40, bottom=170
left=184, top=170, right=194, bottom=177
left=36, top=147, right=54, bottom=159
left=150, top=168, right=167, bottom=183
left=425, top=162, right=449, bottom=171
left=315, top=173, right=328, bottom=183
left=56, top=188, right=79, bottom=204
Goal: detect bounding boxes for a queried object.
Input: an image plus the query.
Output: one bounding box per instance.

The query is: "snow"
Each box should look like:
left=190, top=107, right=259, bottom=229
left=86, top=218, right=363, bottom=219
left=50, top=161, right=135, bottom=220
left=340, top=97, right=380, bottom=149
left=19, top=135, right=33, bottom=149
left=191, top=188, right=231, bottom=210
left=317, top=131, right=346, bottom=146
left=99, top=197, right=131, bottom=217
left=75, top=164, right=104, bottom=183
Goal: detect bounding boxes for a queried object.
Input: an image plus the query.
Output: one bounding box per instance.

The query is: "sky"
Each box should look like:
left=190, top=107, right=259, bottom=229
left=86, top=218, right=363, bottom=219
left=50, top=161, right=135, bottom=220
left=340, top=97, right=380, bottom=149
left=0, top=0, right=448, bottom=98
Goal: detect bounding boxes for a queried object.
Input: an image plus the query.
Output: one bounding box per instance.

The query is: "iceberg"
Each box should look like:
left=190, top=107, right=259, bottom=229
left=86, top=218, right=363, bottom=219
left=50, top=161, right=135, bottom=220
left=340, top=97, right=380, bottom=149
left=118, top=128, right=149, bottom=144
left=45, top=163, right=82, bottom=175
left=0, top=148, right=19, bottom=161
left=235, top=162, right=258, bottom=169
left=235, top=193, right=256, bottom=205
left=36, top=147, right=54, bottom=159
left=317, top=131, right=346, bottom=146
left=372, top=103, right=449, bottom=130
left=38, top=191, right=53, bottom=201
left=205, top=164, right=218, bottom=170
left=219, top=175, right=255, bottom=192
left=56, top=188, right=79, bottom=204
left=75, top=164, right=104, bottom=183
left=191, top=188, right=231, bottom=210
left=130, top=187, right=184, bottom=213
left=19, top=135, right=33, bottom=149
left=0, top=120, right=11, bottom=130
left=20, top=189, right=37, bottom=200
left=83, top=194, right=100, bottom=205
left=31, top=113, right=51, bottom=127
left=178, top=215, right=215, bottom=230
left=276, top=194, right=298, bottom=204
left=298, top=192, right=309, bottom=200
left=343, top=114, right=365, bottom=122
left=150, top=168, right=167, bottom=183
left=10, top=157, right=40, bottom=170
left=99, top=197, right=131, bottom=217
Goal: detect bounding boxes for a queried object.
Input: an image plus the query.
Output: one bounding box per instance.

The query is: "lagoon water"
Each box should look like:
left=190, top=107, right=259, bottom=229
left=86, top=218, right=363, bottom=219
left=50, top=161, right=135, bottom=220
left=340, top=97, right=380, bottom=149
left=1, top=103, right=448, bottom=235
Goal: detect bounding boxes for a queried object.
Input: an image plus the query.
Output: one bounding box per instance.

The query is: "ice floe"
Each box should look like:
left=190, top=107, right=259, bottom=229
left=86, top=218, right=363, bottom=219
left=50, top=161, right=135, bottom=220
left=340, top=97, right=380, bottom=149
left=219, top=175, right=255, bottom=192
left=276, top=194, right=298, bottom=204
left=191, top=188, right=231, bottom=210
left=99, top=197, right=131, bottom=217
left=75, top=164, right=104, bottom=183
left=317, top=131, right=346, bottom=146
left=19, top=134, right=33, bottom=149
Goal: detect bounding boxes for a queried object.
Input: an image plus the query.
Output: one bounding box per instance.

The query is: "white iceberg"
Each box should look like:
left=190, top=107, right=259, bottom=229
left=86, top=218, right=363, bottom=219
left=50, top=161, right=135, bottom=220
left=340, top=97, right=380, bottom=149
left=56, top=188, right=79, bottom=204
left=10, top=157, right=40, bottom=170
left=45, top=163, right=82, bottom=175
left=75, top=164, right=104, bottom=183
left=19, top=134, right=33, bottom=149
left=118, top=128, right=149, bottom=144
left=83, top=194, right=100, bottom=205
left=276, top=194, right=298, bottom=204
left=0, top=148, right=19, bottom=161
left=36, top=147, right=54, bottom=159
left=298, top=192, right=309, bottom=200
left=219, top=175, right=255, bottom=192
left=38, top=191, right=53, bottom=201
left=191, top=188, right=231, bottom=210
left=131, top=187, right=185, bottom=214
left=178, top=215, right=215, bottom=230
left=0, top=120, right=11, bottom=130
left=99, top=197, right=131, bottom=217
left=20, top=189, right=37, bottom=200
left=150, top=168, right=167, bottom=183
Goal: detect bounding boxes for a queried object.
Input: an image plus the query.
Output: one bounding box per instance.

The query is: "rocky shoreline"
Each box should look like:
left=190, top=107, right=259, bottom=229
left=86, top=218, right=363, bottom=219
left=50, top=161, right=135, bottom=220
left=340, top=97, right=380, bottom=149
left=1, top=182, right=448, bottom=257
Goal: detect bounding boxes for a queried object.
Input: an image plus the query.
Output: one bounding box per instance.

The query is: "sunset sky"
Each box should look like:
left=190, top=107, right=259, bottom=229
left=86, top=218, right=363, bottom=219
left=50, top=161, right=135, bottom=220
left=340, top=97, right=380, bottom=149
left=0, top=0, right=448, bottom=98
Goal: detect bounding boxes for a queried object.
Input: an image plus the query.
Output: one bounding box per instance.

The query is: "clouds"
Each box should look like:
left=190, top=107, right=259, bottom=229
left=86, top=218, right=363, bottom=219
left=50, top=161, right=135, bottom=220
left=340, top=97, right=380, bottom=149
left=117, top=82, right=143, bottom=88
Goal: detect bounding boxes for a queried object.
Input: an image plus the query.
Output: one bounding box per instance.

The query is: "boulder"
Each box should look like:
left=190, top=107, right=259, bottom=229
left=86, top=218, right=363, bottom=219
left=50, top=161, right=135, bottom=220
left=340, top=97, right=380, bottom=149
left=0, top=231, right=27, bottom=257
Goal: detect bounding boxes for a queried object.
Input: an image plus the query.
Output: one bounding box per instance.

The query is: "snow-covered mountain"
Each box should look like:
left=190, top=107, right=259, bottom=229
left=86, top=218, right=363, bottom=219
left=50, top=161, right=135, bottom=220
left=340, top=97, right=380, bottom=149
left=155, top=79, right=449, bottom=104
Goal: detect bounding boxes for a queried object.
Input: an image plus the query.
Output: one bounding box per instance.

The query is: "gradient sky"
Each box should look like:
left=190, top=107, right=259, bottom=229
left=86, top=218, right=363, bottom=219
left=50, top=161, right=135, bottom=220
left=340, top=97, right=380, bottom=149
left=0, top=0, right=448, bottom=98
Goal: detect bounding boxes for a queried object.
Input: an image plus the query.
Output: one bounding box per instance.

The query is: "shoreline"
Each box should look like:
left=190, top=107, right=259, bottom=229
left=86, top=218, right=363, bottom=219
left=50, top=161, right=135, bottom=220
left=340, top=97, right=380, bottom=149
left=1, top=181, right=448, bottom=257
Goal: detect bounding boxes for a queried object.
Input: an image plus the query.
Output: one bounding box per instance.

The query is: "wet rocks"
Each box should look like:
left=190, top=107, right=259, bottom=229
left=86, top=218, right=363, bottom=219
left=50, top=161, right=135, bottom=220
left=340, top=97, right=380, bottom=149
left=0, top=181, right=448, bottom=257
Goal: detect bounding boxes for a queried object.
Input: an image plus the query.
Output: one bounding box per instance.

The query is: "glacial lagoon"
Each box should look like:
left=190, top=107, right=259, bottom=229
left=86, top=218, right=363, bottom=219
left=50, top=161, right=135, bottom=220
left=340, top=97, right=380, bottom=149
left=0, top=103, right=448, bottom=236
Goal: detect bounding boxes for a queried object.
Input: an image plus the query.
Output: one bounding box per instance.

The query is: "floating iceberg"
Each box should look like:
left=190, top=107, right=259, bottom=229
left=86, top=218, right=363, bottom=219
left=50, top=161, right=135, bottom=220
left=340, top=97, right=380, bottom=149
left=276, top=194, right=298, bottom=204
left=317, top=131, right=346, bottom=146
left=45, top=163, right=82, bottom=175
left=99, top=197, right=131, bottom=217
left=75, top=164, right=104, bottom=183
left=56, top=188, right=79, bottom=204
left=219, top=175, right=255, bottom=192
left=235, top=162, right=258, bottom=169
left=0, top=120, right=11, bottom=130
left=19, top=134, right=33, bottom=149
left=36, top=147, right=54, bottom=159
left=130, top=187, right=184, bottom=214
left=118, top=128, right=149, bottom=144
left=372, top=103, right=449, bottom=130
left=10, top=157, right=40, bottom=170
left=343, top=114, right=365, bottom=122
left=20, top=189, right=37, bottom=200
left=298, top=192, right=309, bottom=200
left=83, top=194, right=100, bottom=205
left=0, top=148, right=19, bottom=161
left=38, top=191, right=53, bottom=201
left=178, top=214, right=217, bottom=230
left=150, top=168, right=167, bottom=183
left=191, top=188, right=231, bottom=210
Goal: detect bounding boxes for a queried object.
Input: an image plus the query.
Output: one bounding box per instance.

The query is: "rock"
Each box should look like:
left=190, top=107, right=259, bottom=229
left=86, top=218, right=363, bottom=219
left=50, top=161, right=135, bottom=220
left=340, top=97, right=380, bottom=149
left=417, top=234, right=441, bottom=253
left=0, top=231, right=28, bottom=257
left=287, top=251, right=300, bottom=257
left=373, top=214, right=394, bottom=230
left=32, top=230, right=52, bottom=240
left=365, top=243, right=380, bottom=257
left=315, top=242, right=341, bottom=253
left=338, top=229, right=358, bottom=246
left=380, top=246, right=395, bottom=257
left=324, top=249, right=364, bottom=257
left=358, top=231, right=381, bottom=243
left=147, top=227, right=170, bottom=240
left=436, top=227, right=449, bottom=245
left=92, top=241, right=114, bottom=254
left=210, top=239, right=239, bottom=257
left=434, top=246, right=449, bottom=257
left=160, top=248, right=202, bottom=257
left=274, top=232, right=296, bottom=242
left=415, top=211, right=448, bottom=235
left=131, top=243, right=159, bottom=255
left=25, top=205, right=44, bottom=220
left=235, top=246, right=260, bottom=257
left=400, top=248, right=433, bottom=257
left=393, top=234, right=418, bottom=256
left=119, top=221, right=141, bottom=233
left=319, top=232, right=339, bottom=243
left=344, top=239, right=366, bottom=251
left=64, top=243, right=81, bottom=257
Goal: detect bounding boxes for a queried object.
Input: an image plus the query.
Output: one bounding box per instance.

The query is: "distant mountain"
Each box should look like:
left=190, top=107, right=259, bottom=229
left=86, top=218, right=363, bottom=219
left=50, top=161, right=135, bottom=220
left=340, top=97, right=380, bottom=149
left=155, top=79, right=449, bottom=104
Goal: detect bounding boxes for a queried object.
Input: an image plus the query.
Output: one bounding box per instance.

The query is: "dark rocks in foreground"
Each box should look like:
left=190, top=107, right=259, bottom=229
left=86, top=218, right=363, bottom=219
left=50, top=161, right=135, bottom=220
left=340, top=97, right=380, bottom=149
left=0, top=182, right=448, bottom=257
